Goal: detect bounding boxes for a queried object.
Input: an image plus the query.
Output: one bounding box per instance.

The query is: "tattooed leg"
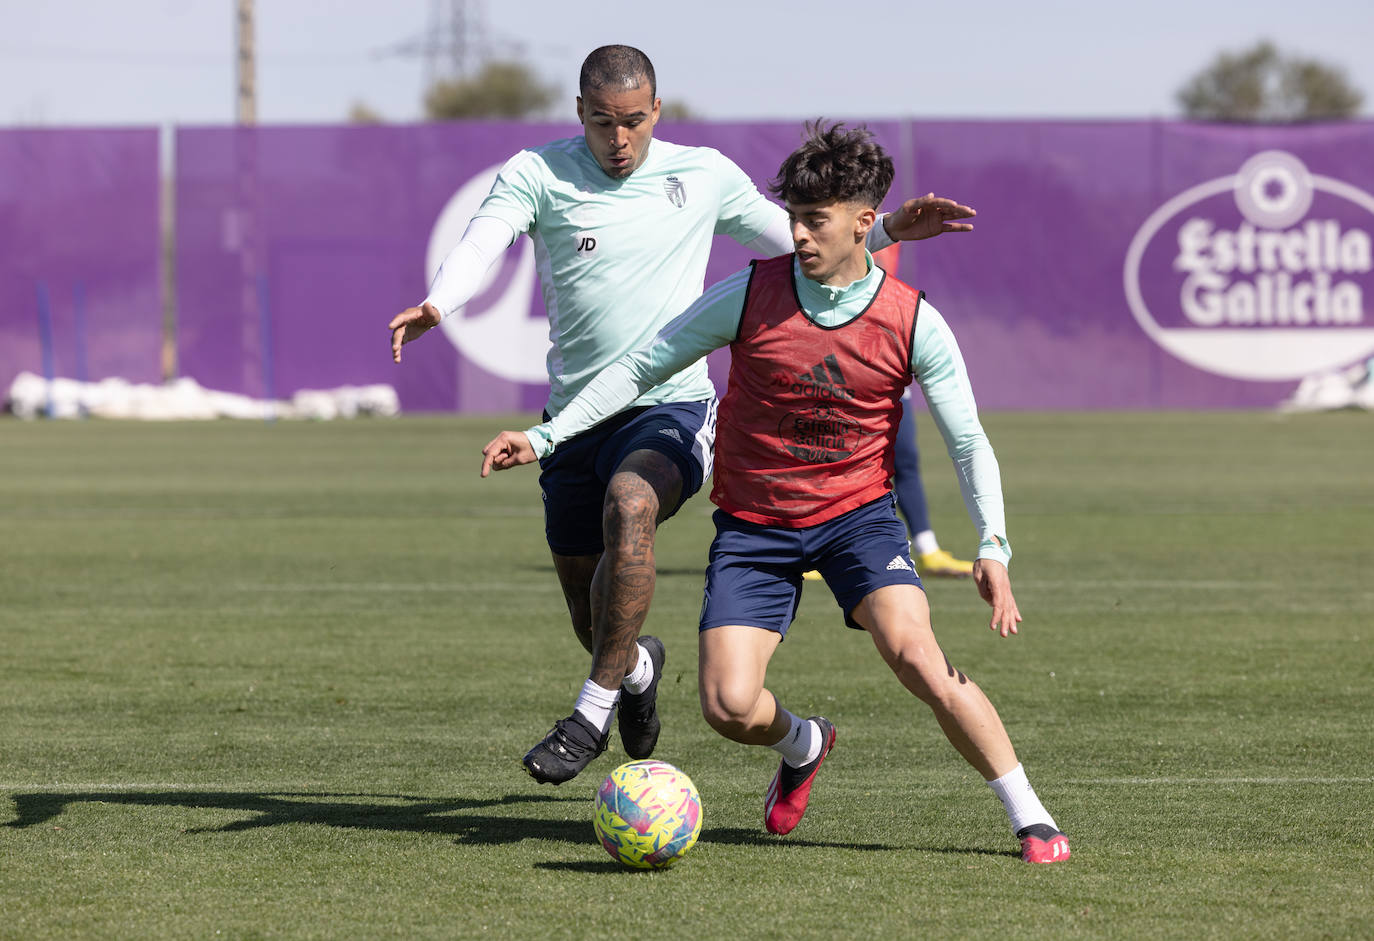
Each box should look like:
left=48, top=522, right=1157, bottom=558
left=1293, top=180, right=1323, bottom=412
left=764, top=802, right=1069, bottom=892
left=588, top=449, right=683, bottom=689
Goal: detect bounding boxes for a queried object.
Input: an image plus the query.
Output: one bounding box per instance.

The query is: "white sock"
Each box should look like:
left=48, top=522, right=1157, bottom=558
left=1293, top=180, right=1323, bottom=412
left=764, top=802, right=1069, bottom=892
left=986, top=763, right=1057, bottom=834
left=621, top=642, right=654, bottom=694
left=913, top=530, right=940, bottom=555
left=573, top=679, right=620, bottom=735
left=770, top=710, right=821, bottom=768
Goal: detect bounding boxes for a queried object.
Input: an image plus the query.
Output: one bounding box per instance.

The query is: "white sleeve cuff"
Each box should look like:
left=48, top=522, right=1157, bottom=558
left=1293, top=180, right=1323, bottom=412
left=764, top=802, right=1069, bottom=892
left=865, top=213, right=896, bottom=252
left=524, top=425, right=554, bottom=458
left=977, top=537, right=1012, bottom=568
left=422, top=215, right=517, bottom=319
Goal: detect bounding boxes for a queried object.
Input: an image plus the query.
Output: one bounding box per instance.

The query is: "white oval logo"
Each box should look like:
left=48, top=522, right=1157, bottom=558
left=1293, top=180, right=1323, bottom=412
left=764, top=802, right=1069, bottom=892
left=1123, top=151, right=1374, bottom=381
left=425, top=165, right=549, bottom=384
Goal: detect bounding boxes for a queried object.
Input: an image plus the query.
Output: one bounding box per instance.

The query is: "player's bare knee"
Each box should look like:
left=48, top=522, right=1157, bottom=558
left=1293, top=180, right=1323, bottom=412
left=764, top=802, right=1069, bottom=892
left=603, top=488, right=657, bottom=530
left=887, top=645, right=963, bottom=705
left=603, top=476, right=660, bottom=545
left=698, top=685, right=752, bottom=735
left=700, top=705, right=752, bottom=741
left=883, top=638, right=936, bottom=674
left=611, top=450, right=683, bottom=524
left=697, top=688, right=730, bottom=728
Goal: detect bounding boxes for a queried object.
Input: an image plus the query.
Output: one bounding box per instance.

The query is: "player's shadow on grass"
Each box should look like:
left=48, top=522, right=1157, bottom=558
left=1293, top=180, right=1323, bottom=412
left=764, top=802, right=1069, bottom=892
left=6, top=793, right=1019, bottom=860
left=534, top=564, right=705, bottom=579
left=5, top=790, right=601, bottom=847
left=536, top=827, right=1016, bottom=869
left=531, top=827, right=895, bottom=874
left=704, top=826, right=894, bottom=851
left=533, top=827, right=895, bottom=874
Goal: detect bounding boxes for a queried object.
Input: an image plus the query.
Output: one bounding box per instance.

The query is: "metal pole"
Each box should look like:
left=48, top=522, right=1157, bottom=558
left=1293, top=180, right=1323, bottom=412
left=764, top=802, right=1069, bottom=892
left=234, top=0, right=264, bottom=404
left=236, top=0, right=256, bottom=124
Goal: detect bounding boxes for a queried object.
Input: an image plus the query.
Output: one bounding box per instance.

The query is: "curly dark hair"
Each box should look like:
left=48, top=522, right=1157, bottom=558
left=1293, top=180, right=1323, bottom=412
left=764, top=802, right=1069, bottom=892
left=769, top=121, right=893, bottom=208
left=579, top=45, right=656, bottom=100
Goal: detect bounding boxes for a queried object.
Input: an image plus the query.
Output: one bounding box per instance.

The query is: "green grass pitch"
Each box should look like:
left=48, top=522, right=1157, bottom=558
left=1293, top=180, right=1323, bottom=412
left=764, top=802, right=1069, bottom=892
left=1, top=411, right=1371, bottom=939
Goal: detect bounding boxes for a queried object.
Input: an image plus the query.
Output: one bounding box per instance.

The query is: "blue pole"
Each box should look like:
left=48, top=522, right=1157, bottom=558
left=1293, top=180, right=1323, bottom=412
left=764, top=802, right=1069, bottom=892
left=35, top=281, right=56, bottom=419
left=73, top=281, right=89, bottom=418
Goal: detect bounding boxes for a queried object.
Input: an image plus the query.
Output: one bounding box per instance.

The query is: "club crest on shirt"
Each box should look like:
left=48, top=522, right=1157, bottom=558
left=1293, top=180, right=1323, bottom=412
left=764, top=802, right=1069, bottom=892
left=664, top=176, right=686, bottom=208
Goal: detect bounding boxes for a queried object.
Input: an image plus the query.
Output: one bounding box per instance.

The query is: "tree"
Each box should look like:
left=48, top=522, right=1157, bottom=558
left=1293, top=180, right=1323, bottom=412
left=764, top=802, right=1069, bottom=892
left=348, top=101, right=384, bottom=124
left=658, top=100, right=699, bottom=121
left=1177, top=41, right=1364, bottom=122
left=424, top=60, right=559, bottom=120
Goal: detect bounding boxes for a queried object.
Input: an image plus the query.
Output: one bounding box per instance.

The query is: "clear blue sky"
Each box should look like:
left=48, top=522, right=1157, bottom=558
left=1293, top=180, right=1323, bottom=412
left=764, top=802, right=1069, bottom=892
left=3, top=0, right=1373, bottom=126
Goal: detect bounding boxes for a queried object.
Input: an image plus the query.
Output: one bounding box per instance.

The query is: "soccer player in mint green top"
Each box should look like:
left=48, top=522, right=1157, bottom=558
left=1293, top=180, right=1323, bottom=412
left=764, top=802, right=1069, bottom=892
left=461, top=128, right=779, bottom=415
left=389, top=45, right=977, bottom=786
left=482, top=122, right=1070, bottom=863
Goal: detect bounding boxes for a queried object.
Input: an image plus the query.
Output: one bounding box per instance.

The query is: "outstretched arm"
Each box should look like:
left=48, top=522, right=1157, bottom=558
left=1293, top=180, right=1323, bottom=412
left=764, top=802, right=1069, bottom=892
left=745, top=193, right=976, bottom=258
left=480, top=267, right=751, bottom=476
left=912, top=301, right=1021, bottom=636
left=389, top=215, right=517, bottom=362
left=881, top=193, right=976, bottom=241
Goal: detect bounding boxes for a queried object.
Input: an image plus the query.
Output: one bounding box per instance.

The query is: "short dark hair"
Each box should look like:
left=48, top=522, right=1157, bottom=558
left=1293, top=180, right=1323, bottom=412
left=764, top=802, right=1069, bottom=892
left=769, top=121, right=894, bottom=209
left=579, top=45, right=656, bottom=100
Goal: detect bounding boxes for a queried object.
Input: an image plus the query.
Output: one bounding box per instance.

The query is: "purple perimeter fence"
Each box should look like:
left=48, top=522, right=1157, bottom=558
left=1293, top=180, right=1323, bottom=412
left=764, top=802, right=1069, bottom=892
left=0, top=129, right=162, bottom=397
left=175, top=119, right=1374, bottom=412
left=7, top=121, right=1372, bottom=413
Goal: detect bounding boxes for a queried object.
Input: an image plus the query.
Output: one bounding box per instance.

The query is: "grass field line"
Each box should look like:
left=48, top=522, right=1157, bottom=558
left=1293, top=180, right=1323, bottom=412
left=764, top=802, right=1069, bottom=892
left=0, top=507, right=546, bottom=521
left=1022, top=579, right=1332, bottom=590
left=231, top=579, right=1351, bottom=593
left=1016, top=501, right=1374, bottom=515
left=0, top=783, right=360, bottom=793
left=1062, top=776, right=1374, bottom=785
left=235, top=582, right=564, bottom=592
left=7, top=776, right=1373, bottom=793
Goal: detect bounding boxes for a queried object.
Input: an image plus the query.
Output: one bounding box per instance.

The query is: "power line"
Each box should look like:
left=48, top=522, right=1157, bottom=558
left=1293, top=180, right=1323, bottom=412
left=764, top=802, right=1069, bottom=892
left=0, top=45, right=387, bottom=67
left=376, top=0, right=535, bottom=85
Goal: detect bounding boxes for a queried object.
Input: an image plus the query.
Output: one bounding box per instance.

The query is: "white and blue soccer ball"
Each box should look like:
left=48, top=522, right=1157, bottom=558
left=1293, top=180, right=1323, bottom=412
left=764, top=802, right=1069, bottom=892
left=593, top=759, right=702, bottom=869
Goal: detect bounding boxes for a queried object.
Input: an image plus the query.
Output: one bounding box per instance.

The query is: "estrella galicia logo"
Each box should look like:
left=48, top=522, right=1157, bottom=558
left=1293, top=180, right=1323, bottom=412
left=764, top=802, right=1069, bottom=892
left=664, top=175, right=686, bottom=208
left=778, top=405, right=860, bottom=463
left=1123, top=150, right=1374, bottom=381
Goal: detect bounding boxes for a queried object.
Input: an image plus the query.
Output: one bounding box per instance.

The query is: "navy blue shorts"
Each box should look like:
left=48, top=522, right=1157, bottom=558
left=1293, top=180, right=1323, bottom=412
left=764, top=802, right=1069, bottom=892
left=538, top=400, right=716, bottom=556
left=700, top=494, right=923, bottom=635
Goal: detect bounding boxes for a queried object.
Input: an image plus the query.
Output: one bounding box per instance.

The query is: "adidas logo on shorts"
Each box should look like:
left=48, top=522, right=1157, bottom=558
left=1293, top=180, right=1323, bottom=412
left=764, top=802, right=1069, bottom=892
left=658, top=427, right=683, bottom=444
left=887, top=555, right=913, bottom=572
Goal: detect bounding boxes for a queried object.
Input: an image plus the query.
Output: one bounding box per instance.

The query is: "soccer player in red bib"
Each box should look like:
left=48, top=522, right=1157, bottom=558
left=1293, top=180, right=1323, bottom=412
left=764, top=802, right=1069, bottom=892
left=482, top=122, right=1070, bottom=863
